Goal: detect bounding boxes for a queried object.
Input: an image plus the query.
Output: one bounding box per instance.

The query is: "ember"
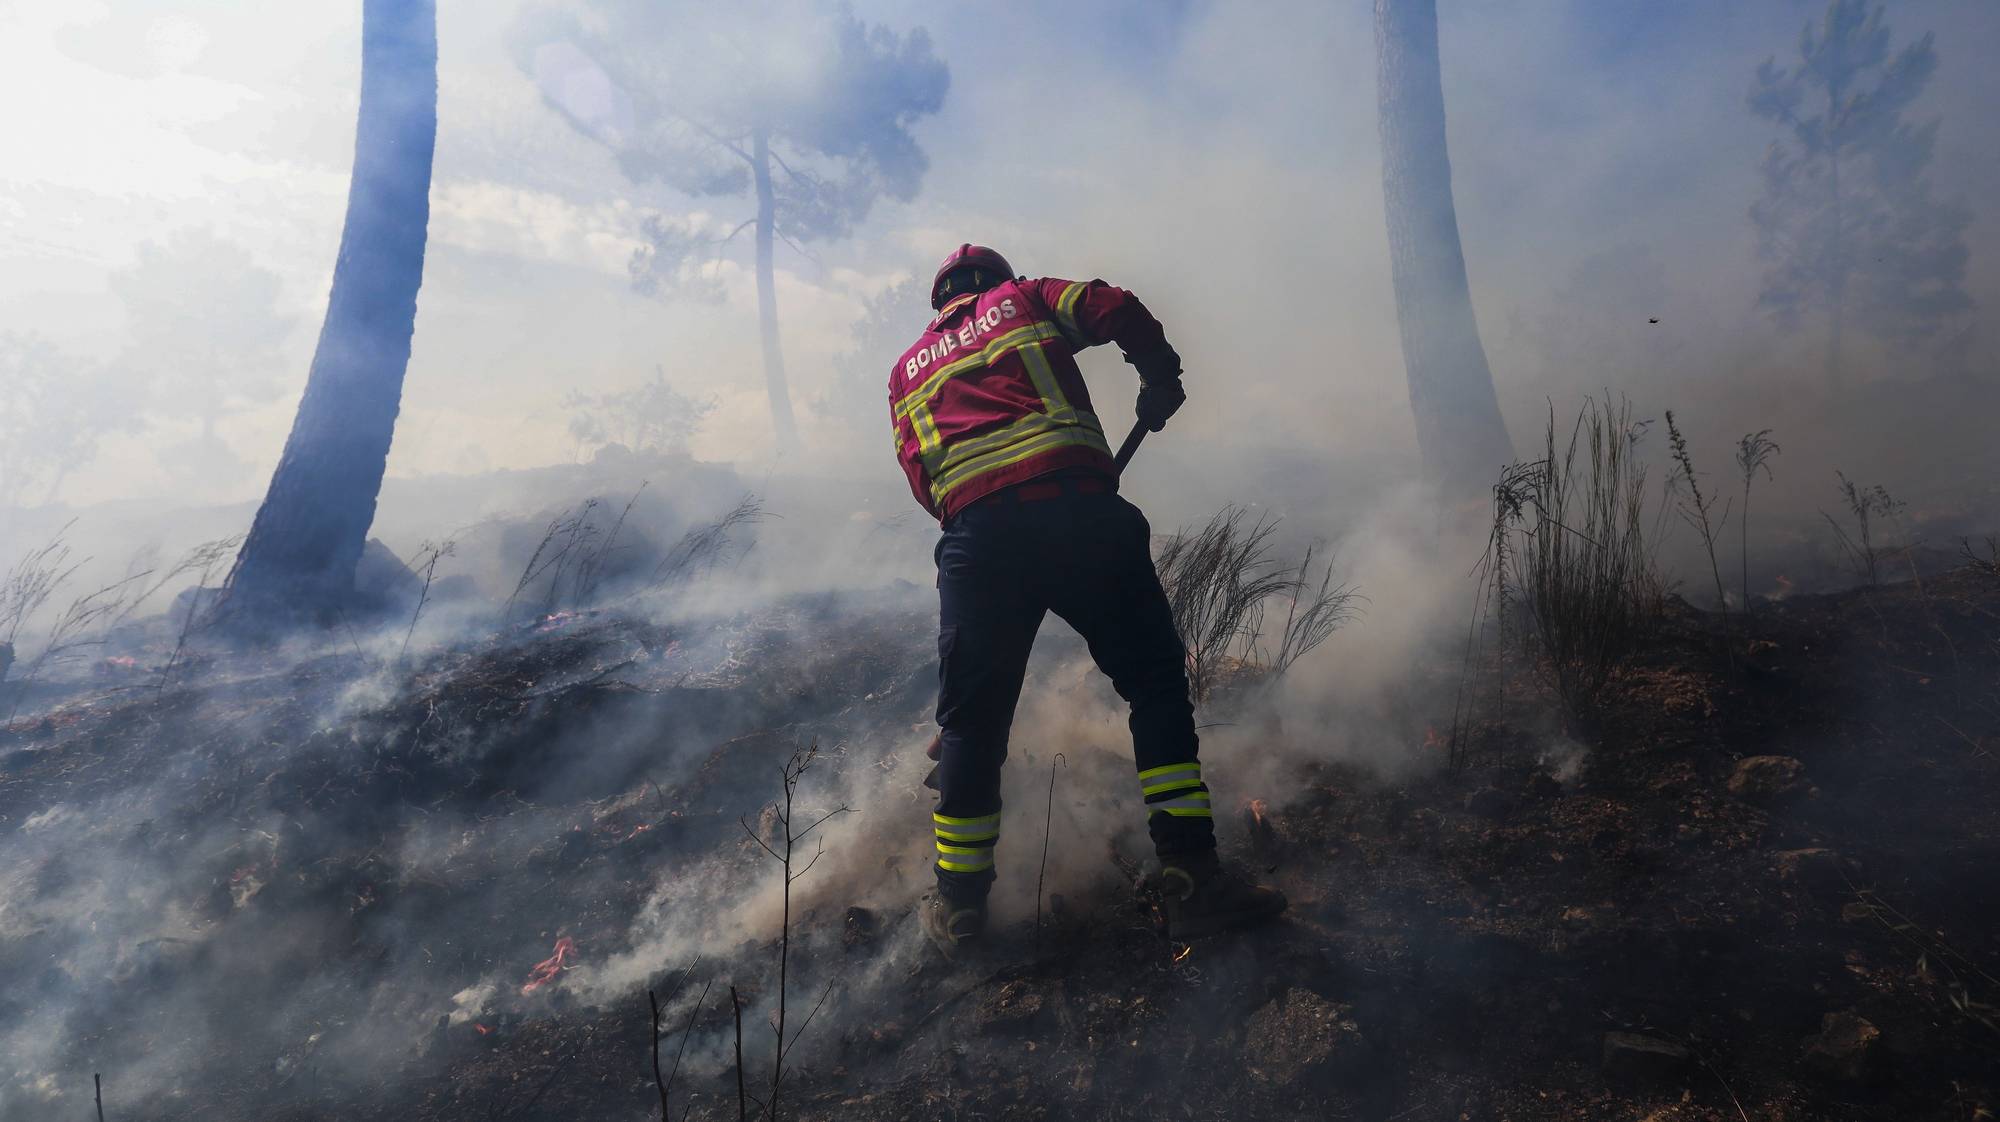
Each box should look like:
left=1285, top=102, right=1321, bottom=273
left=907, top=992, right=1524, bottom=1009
left=520, top=936, right=576, bottom=995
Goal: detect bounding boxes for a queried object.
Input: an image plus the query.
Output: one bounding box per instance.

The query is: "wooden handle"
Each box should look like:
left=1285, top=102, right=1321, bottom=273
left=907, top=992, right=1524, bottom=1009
left=1113, top=421, right=1149, bottom=474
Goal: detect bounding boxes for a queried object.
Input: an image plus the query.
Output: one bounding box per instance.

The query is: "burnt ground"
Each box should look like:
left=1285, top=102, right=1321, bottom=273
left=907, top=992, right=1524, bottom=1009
left=3, top=568, right=1998, bottom=1121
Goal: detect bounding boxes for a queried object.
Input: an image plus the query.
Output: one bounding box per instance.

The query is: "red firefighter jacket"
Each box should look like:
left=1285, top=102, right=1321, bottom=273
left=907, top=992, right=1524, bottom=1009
left=889, top=277, right=1169, bottom=521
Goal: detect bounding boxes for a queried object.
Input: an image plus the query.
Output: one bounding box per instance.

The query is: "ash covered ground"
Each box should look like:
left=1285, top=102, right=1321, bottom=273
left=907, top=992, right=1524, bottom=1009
left=3, top=501, right=1998, bottom=1122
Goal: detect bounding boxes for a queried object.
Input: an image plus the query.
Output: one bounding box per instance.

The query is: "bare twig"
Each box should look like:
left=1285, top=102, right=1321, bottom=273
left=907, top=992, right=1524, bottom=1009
left=1666, top=410, right=1731, bottom=614
left=1822, top=472, right=1903, bottom=587
left=667, top=980, right=713, bottom=1119
left=400, top=537, right=457, bottom=661
left=652, top=495, right=766, bottom=589
left=778, top=982, right=836, bottom=1064
left=738, top=744, right=851, bottom=1120
left=648, top=957, right=700, bottom=1122
left=731, top=986, right=747, bottom=1122
left=154, top=536, right=242, bottom=698
left=1735, top=429, right=1780, bottom=614
left=1035, top=752, right=1068, bottom=957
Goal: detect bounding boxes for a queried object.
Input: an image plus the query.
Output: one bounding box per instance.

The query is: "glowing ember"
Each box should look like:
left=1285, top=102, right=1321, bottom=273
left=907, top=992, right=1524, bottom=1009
left=473, top=1023, right=493, bottom=1036
left=520, top=936, right=576, bottom=995
left=1244, top=798, right=1269, bottom=827
left=1423, top=726, right=1445, bottom=752
left=1172, top=944, right=1193, bottom=965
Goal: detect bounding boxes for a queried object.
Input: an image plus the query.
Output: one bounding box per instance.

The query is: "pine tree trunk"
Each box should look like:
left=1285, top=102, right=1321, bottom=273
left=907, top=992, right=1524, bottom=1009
left=1825, top=149, right=1846, bottom=389
left=225, top=0, right=436, bottom=626
left=752, top=130, right=800, bottom=451
left=1374, top=0, right=1513, bottom=494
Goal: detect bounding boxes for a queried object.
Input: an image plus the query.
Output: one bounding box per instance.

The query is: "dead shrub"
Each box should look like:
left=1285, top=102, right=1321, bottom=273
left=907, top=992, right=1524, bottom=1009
left=1154, top=506, right=1359, bottom=704
left=1822, top=472, right=1903, bottom=587
left=1479, top=395, right=1659, bottom=727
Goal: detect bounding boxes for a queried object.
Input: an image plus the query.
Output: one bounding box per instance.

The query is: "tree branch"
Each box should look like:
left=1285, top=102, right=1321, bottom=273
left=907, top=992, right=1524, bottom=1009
left=793, top=805, right=851, bottom=844
left=737, top=815, right=782, bottom=863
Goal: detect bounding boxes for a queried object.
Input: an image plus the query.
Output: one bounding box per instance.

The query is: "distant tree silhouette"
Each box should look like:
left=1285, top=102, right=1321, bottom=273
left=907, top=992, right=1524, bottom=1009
left=1373, top=0, right=1513, bottom=497
left=819, top=275, right=930, bottom=440
left=1748, top=0, right=1972, bottom=386
left=515, top=0, right=948, bottom=453
left=0, top=334, right=132, bottom=508
left=227, top=0, right=437, bottom=625
left=109, top=229, right=293, bottom=488
left=563, top=366, right=715, bottom=461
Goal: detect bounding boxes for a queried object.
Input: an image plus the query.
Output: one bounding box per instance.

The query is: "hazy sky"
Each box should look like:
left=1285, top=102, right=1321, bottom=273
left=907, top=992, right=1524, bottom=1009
left=4, top=0, right=1997, bottom=514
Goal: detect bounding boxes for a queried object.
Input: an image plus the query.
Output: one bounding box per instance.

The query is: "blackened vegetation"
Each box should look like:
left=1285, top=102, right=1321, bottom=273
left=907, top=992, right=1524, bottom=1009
left=502, top=490, right=764, bottom=622
left=0, top=586, right=939, bottom=1121
left=1462, top=396, right=1658, bottom=748
left=3, top=520, right=1997, bottom=1118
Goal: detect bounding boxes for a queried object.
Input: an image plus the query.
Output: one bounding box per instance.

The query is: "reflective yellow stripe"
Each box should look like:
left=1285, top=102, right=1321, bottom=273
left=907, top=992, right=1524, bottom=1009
left=1137, top=763, right=1202, bottom=781
left=929, top=426, right=1111, bottom=504
left=934, top=829, right=999, bottom=843
left=937, top=856, right=995, bottom=873
left=894, top=323, right=1061, bottom=419
left=1055, top=282, right=1091, bottom=347
left=926, top=408, right=1103, bottom=476
left=936, top=842, right=993, bottom=857
left=912, top=404, right=943, bottom=456
left=1150, top=793, right=1212, bottom=816
left=933, top=812, right=1001, bottom=828
left=1017, top=339, right=1076, bottom=421
left=1142, top=777, right=1206, bottom=797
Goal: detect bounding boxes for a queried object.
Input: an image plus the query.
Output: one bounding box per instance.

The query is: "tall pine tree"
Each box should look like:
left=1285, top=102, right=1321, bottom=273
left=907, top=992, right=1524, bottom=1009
left=1374, top=0, right=1513, bottom=497
left=1748, top=0, right=1972, bottom=386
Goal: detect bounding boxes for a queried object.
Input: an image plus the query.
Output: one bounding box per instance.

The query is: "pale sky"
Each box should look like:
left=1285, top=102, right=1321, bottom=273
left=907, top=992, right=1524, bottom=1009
left=4, top=0, right=1997, bottom=517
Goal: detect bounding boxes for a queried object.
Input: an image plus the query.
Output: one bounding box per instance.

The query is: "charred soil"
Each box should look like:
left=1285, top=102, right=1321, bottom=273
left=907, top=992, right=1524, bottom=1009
left=3, top=572, right=1997, bottom=1120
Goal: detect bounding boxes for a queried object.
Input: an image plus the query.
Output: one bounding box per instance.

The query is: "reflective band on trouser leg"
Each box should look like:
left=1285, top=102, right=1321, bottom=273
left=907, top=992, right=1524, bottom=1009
left=933, top=811, right=999, bottom=874
left=1138, top=761, right=1212, bottom=820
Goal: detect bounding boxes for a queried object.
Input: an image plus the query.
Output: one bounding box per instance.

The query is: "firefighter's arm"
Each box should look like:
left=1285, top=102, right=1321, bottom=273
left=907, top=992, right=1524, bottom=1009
left=890, top=392, right=942, bottom=519
left=1027, top=277, right=1184, bottom=430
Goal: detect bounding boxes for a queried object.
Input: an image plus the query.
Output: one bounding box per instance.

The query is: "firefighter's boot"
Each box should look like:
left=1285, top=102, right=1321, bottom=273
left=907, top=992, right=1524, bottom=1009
left=921, top=892, right=987, bottom=958
left=1149, top=852, right=1287, bottom=940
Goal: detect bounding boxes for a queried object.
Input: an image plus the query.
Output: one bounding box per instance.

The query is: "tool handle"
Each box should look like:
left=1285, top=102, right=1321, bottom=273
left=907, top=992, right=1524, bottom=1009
left=1113, top=421, right=1149, bottom=474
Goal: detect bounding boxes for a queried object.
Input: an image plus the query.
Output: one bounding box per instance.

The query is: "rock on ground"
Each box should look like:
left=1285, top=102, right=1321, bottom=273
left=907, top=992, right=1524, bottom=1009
left=1803, top=1011, right=1882, bottom=1083
left=1600, top=1031, right=1691, bottom=1083
left=1244, top=988, right=1365, bottom=1088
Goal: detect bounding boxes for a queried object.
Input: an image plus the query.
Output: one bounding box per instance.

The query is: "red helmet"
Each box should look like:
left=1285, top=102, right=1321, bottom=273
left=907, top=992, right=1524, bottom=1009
left=930, top=243, right=1014, bottom=309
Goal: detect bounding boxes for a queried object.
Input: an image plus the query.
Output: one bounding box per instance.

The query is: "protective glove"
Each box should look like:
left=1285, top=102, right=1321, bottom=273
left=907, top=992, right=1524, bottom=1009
left=1135, top=378, right=1186, bottom=433
left=1126, top=344, right=1185, bottom=433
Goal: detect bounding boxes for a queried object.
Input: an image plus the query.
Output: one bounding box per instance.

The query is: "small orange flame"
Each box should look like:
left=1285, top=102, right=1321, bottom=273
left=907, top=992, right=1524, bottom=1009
left=1172, top=944, right=1193, bottom=965
left=521, top=936, right=576, bottom=995
left=1246, top=798, right=1268, bottom=827
left=473, top=1023, right=493, bottom=1036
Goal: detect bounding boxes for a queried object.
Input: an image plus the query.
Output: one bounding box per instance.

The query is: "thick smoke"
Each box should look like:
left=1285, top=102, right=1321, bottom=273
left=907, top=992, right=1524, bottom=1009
left=4, top=0, right=1999, bottom=1116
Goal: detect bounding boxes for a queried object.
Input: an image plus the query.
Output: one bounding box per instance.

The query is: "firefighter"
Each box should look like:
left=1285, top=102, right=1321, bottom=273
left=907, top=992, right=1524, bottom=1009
left=890, top=244, right=1287, bottom=955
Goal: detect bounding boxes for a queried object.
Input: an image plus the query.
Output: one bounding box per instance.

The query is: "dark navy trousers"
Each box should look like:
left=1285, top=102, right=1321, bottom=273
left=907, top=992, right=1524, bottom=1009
left=929, top=479, right=1216, bottom=904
